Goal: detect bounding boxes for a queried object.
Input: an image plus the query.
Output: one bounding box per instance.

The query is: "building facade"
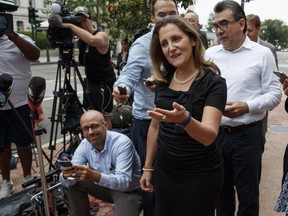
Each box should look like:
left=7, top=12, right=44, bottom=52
left=11, top=0, right=47, bottom=32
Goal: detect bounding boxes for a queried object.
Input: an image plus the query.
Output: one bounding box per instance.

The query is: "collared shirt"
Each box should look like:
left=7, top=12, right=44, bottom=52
left=0, top=34, right=33, bottom=110
left=113, top=30, right=154, bottom=120
left=205, top=36, right=282, bottom=127
left=60, top=130, right=141, bottom=192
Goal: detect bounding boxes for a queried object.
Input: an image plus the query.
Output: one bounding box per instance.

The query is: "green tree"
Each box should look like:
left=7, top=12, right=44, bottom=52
left=46, top=0, right=196, bottom=41
left=206, top=12, right=214, bottom=32
left=260, top=19, right=288, bottom=50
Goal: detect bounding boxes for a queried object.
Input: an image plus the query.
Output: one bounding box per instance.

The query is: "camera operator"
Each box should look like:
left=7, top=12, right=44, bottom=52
left=56, top=6, right=116, bottom=130
left=0, top=30, right=40, bottom=199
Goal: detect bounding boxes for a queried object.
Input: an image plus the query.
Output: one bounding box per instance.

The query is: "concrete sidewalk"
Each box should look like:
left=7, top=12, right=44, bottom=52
left=259, top=93, right=288, bottom=216
left=1, top=94, right=288, bottom=215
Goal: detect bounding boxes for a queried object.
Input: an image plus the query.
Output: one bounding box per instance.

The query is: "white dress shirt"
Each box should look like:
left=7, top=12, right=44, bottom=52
left=205, top=36, right=282, bottom=127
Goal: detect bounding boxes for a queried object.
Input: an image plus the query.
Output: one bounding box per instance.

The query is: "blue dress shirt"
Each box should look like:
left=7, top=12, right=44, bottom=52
left=113, top=30, right=155, bottom=120
left=60, top=130, right=141, bottom=192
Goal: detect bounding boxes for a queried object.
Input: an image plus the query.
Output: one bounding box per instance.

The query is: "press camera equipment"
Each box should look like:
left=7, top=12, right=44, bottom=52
left=0, top=0, right=18, bottom=34
left=47, top=1, right=81, bottom=49
left=47, top=2, right=93, bottom=169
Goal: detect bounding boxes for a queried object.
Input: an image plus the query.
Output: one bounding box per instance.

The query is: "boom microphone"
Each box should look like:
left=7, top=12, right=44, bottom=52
left=27, top=76, right=46, bottom=111
left=0, top=73, right=13, bottom=108
left=48, top=13, right=63, bottom=27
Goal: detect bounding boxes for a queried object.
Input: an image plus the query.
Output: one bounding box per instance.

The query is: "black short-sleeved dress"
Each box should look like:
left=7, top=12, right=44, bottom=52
left=154, top=69, right=227, bottom=216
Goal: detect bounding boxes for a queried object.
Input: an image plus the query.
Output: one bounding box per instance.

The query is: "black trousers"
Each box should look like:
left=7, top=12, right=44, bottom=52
left=216, top=122, right=264, bottom=216
left=131, top=118, right=155, bottom=216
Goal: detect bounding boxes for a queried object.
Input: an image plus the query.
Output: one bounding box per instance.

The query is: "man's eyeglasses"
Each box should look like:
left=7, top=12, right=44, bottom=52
left=211, top=20, right=238, bottom=32
left=82, top=122, right=104, bottom=133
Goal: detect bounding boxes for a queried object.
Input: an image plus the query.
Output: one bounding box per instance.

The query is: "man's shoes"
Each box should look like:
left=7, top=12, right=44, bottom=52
left=0, top=179, right=14, bottom=199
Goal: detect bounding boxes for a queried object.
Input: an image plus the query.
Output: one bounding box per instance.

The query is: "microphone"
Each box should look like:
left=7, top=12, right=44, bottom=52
left=48, top=13, right=63, bottom=27
left=0, top=73, right=13, bottom=108
left=27, top=76, right=46, bottom=111
left=50, top=2, right=61, bottom=14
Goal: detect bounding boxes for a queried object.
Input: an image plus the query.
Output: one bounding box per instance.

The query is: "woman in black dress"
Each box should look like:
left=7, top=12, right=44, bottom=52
left=140, top=16, right=227, bottom=216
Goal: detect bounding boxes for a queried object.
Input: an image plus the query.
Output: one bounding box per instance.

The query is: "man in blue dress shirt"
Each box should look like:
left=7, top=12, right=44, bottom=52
left=60, top=110, right=142, bottom=216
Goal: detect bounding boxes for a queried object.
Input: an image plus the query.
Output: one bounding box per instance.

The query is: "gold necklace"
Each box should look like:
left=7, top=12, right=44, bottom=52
left=173, top=69, right=199, bottom=84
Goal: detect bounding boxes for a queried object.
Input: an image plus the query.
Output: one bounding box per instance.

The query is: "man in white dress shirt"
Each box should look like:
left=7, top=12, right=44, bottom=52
left=205, top=1, right=282, bottom=216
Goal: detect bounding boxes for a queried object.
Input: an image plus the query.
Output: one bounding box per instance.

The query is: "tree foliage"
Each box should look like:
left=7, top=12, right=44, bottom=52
left=206, top=12, right=214, bottom=32
left=45, top=1, right=288, bottom=49
left=46, top=0, right=196, bottom=41
left=260, top=19, right=288, bottom=50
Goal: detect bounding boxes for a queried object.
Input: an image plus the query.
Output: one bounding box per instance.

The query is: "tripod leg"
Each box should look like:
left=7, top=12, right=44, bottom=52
left=48, top=61, right=66, bottom=170
left=49, top=59, right=79, bottom=170
left=48, top=62, right=62, bottom=151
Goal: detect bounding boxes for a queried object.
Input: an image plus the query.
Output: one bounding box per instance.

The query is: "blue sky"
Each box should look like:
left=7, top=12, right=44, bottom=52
left=189, top=0, right=288, bottom=26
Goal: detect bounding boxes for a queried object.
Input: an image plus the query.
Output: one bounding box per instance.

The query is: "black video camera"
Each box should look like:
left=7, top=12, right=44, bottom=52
left=47, top=1, right=81, bottom=49
left=0, top=0, right=18, bottom=34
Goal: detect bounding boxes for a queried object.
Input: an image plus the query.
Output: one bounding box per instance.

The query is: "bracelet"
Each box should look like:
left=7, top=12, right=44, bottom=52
left=180, top=111, right=192, bottom=128
left=142, top=167, right=154, bottom=172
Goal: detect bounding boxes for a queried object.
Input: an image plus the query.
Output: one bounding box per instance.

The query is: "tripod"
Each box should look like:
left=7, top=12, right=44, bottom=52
left=48, top=44, right=92, bottom=170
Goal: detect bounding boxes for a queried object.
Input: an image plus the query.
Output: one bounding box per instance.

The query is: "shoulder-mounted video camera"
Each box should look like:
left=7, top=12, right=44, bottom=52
left=47, top=1, right=81, bottom=49
left=0, top=0, right=18, bottom=34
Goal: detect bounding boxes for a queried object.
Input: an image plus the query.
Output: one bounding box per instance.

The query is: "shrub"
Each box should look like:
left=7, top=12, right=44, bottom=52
left=19, top=31, right=49, bottom=50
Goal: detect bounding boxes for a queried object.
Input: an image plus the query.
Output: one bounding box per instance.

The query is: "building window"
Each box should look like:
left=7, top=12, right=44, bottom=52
left=16, top=21, right=24, bottom=32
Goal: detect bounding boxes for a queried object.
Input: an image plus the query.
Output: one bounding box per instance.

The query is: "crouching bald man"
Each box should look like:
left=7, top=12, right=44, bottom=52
left=59, top=110, right=143, bottom=216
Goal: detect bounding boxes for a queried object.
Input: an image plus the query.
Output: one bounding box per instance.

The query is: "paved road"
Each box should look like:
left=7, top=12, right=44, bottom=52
left=31, top=52, right=116, bottom=146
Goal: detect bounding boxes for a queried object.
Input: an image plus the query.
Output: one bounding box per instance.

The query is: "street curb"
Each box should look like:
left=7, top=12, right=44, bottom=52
left=32, top=61, right=58, bottom=65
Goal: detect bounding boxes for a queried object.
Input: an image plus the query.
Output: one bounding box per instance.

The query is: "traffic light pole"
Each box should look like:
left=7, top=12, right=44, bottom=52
left=31, top=24, right=35, bottom=41
left=241, top=0, right=252, bottom=9
left=28, top=3, right=39, bottom=42
left=241, top=0, right=245, bottom=9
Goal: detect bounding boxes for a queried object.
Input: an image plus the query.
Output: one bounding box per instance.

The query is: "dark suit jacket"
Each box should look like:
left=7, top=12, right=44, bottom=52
left=197, top=29, right=208, bottom=49
left=259, top=38, right=278, bottom=70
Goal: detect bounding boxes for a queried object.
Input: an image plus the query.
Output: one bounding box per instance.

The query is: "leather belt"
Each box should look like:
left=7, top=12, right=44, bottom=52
left=220, top=120, right=262, bottom=133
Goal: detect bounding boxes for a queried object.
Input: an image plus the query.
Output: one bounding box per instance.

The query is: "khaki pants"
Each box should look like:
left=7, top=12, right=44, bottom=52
left=68, top=181, right=143, bottom=216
